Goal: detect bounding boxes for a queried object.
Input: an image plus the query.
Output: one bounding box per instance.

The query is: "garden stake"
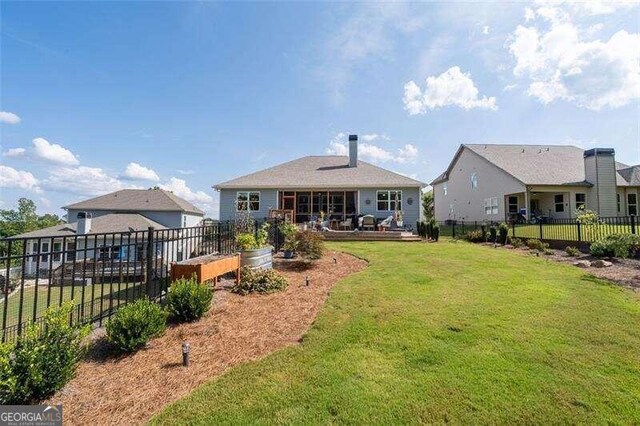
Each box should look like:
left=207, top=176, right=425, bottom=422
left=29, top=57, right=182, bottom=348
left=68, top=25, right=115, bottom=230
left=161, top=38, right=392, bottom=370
left=182, top=342, right=190, bottom=367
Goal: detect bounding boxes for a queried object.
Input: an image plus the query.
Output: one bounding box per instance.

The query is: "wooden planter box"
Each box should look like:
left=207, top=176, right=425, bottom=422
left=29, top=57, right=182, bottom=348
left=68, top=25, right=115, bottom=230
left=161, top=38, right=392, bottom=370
left=171, top=253, right=240, bottom=284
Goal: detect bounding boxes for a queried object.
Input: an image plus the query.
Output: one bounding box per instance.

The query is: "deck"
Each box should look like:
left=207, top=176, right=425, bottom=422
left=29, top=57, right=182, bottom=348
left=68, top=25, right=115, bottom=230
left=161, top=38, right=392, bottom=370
left=321, top=230, right=421, bottom=242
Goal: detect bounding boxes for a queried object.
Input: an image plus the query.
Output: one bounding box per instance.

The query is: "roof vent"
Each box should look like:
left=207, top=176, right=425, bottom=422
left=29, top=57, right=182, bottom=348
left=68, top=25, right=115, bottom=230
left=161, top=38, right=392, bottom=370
left=349, top=134, right=358, bottom=167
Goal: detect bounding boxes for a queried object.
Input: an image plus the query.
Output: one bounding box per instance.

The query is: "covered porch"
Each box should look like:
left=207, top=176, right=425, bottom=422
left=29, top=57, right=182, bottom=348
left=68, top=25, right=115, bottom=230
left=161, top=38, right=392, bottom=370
left=276, top=190, right=359, bottom=226
left=505, top=186, right=586, bottom=223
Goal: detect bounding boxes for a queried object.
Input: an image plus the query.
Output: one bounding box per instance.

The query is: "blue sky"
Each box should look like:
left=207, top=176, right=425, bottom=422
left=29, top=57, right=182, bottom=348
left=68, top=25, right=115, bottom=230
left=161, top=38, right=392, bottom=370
left=1, top=1, right=639, bottom=218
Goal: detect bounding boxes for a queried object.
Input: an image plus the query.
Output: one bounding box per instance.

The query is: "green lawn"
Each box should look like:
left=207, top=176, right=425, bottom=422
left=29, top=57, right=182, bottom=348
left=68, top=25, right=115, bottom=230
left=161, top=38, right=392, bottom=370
left=0, top=280, right=152, bottom=332
left=152, top=241, right=640, bottom=424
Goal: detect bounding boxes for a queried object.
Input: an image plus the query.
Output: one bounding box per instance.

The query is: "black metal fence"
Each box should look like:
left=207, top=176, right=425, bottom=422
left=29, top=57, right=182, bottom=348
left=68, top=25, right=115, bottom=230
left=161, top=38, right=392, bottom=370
left=438, top=216, right=639, bottom=243
left=0, top=218, right=283, bottom=343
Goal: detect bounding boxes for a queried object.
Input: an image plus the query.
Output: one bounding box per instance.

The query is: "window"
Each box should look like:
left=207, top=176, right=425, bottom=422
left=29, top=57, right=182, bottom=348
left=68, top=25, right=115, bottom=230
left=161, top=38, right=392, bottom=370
left=66, top=242, right=76, bottom=262
left=182, top=216, right=187, bottom=227
left=443, top=184, right=448, bottom=196
left=617, top=193, right=621, bottom=213
left=41, top=242, right=49, bottom=263
left=554, top=194, right=564, bottom=213
left=98, top=245, right=121, bottom=261
left=236, top=191, right=260, bottom=212
left=470, top=173, right=478, bottom=189
left=377, top=190, right=402, bottom=211
left=628, top=193, right=637, bottom=215
left=508, top=196, right=518, bottom=214
left=53, top=242, right=62, bottom=262
left=484, top=197, right=498, bottom=215
left=575, top=193, right=586, bottom=210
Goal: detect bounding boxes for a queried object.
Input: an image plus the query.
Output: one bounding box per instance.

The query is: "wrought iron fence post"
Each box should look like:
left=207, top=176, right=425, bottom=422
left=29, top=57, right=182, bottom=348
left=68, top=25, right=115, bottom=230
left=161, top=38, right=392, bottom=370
left=577, top=221, right=582, bottom=242
left=216, top=224, right=222, bottom=253
left=511, top=221, right=515, bottom=238
left=146, top=227, right=155, bottom=297
left=2, top=240, right=11, bottom=343
left=631, top=215, right=636, bottom=235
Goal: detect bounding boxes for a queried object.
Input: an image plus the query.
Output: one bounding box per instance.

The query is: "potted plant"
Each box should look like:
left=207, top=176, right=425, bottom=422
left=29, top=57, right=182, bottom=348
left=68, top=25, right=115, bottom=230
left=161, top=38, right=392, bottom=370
left=236, top=222, right=273, bottom=270
left=279, top=221, right=298, bottom=259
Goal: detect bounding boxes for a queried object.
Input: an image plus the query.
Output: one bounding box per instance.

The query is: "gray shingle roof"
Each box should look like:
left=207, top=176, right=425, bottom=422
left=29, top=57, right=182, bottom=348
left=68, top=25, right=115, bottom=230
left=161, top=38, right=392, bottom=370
left=64, top=189, right=203, bottom=215
left=617, top=166, right=640, bottom=186
left=214, top=156, right=425, bottom=189
left=8, top=213, right=167, bottom=239
left=465, top=144, right=590, bottom=185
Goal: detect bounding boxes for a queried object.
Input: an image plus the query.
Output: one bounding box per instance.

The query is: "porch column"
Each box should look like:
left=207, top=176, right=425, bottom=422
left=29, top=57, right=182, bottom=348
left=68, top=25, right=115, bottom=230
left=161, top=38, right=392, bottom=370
left=524, top=189, right=530, bottom=222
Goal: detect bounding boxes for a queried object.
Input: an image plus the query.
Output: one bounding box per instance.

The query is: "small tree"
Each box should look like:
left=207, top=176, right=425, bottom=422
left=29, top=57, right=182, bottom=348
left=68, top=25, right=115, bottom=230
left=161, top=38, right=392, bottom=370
left=422, top=191, right=434, bottom=220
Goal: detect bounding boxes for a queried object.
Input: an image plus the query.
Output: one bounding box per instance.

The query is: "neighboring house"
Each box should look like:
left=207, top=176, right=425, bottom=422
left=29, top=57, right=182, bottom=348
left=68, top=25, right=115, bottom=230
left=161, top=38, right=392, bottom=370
left=9, top=188, right=204, bottom=275
left=432, top=144, right=639, bottom=222
left=214, top=135, right=425, bottom=230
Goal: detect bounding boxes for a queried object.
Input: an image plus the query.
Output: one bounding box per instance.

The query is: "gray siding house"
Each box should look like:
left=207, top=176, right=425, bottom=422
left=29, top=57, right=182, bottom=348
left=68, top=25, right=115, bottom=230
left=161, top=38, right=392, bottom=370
left=432, top=144, right=640, bottom=223
left=214, top=135, right=425, bottom=230
left=10, top=188, right=204, bottom=274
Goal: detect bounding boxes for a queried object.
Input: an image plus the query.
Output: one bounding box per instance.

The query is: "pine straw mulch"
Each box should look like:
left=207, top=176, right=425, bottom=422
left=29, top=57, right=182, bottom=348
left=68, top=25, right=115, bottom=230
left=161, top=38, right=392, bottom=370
left=48, top=251, right=367, bottom=425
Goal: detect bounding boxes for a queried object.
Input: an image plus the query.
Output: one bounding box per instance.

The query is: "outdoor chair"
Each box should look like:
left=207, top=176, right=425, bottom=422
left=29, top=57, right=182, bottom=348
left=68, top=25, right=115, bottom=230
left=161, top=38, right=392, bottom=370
left=339, top=217, right=352, bottom=230
left=362, top=215, right=375, bottom=231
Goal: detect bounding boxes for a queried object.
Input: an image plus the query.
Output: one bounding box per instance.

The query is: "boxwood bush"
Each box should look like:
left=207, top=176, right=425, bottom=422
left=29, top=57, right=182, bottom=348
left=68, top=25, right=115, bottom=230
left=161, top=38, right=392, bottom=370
left=295, top=230, right=325, bottom=260
left=590, top=234, right=640, bottom=259
left=166, top=277, right=213, bottom=322
left=232, top=267, right=288, bottom=295
left=465, top=230, right=484, bottom=243
left=1, top=303, right=90, bottom=404
left=106, top=298, right=167, bottom=352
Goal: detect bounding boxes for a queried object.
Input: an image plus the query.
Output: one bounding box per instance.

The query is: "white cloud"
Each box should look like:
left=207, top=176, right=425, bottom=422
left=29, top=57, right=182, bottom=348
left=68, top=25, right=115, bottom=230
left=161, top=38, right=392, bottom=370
left=508, top=3, right=640, bottom=110
left=122, top=162, right=160, bottom=182
left=43, top=166, right=134, bottom=196
left=326, top=132, right=419, bottom=164
left=482, top=25, right=490, bottom=35
left=177, top=169, right=195, bottom=175
left=403, top=66, right=497, bottom=114
left=0, top=111, right=21, bottom=124
left=2, top=148, right=26, bottom=158
left=0, top=165, right=41, bottom=192
left=503, top=84, right=518, bottom=91
left=160, top=177, right=217, bottom=216
left=31, top=137, right=80, bottom=165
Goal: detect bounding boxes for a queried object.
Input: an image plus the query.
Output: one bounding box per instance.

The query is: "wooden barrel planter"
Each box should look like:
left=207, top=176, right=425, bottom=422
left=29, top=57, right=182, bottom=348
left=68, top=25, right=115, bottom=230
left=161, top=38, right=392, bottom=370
left=240, top=246, right=273, bottom=270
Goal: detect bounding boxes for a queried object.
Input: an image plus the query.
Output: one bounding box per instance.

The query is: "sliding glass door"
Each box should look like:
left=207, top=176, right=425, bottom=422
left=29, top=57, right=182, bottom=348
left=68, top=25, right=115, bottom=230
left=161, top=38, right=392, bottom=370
left=279, top=190, right=358, bottom=223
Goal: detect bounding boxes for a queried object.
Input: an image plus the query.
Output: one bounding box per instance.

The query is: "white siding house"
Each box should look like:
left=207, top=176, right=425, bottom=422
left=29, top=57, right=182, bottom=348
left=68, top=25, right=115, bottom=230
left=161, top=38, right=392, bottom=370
left=433, top=145, right=639, bottom=223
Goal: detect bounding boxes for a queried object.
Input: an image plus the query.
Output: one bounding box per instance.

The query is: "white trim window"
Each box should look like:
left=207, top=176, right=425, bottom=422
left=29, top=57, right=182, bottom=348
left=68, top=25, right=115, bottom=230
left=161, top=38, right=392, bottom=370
left=554, top=194, right=564, bottom=213
left=484, top=197, right=498, bottom=215
left=575, top=193, right=586, bottom=210
left=377, top=190, right=402, bottom=211
left=236, top=191, right=260, bottom=212
left=508, top=196, right=518, bottom=214
left=470, top=173, right=478, bottom=189
left=628, top=193, right=637, bottom=216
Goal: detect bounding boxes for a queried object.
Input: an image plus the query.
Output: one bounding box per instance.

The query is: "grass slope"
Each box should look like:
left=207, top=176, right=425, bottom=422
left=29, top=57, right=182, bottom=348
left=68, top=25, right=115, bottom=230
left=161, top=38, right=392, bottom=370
left=152, top=241, right=640, bottom=424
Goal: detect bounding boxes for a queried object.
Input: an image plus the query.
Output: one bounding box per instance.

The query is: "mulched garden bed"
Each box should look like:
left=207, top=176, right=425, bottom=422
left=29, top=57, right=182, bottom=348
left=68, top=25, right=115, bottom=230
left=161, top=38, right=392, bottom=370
left=48, top=251, right=367, bottom=425
left=477, top=242, right=640, bottom=291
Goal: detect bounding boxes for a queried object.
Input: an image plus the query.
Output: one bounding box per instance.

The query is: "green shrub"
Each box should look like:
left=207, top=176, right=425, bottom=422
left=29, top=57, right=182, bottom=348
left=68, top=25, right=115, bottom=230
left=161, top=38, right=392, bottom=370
left=489, top=225, right=497, bottom=243
left=233, top=267, right=288, bottom=295
left=0, top=343, right=16, bottom=404
left=590, top=234, right=640, bottom=259
left=432, top=223, right=440, bottom=241
left=106, top=298, right=167, bottom=352
left=526, top=239, right=549, bottom=251
left=280, top=222, right=299, bottom=252
left=543, top=249, right=555, bottom=256
left=565, top=246, right=580, bottom=257
left=498, top=222, right=509, bottom=245
left=236, top=233, right=258, bottom=250
left=3, top=303, right=90, bottom=404
left=465, top=230, right=484, bottom=243
left=166, top=277, right=213, bottom=322
left=510, top=238, right=524, bottom=248
left=295, top=230, right=325, bottom=260
left=255, top=222, right=271, bottom=248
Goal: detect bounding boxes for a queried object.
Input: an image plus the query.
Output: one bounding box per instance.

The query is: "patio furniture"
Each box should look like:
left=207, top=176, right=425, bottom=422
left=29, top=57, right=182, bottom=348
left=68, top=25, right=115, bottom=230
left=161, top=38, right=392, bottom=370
left=362, top=215, right=375, bottom=231
left=339, top=217, right=352, bottom=230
